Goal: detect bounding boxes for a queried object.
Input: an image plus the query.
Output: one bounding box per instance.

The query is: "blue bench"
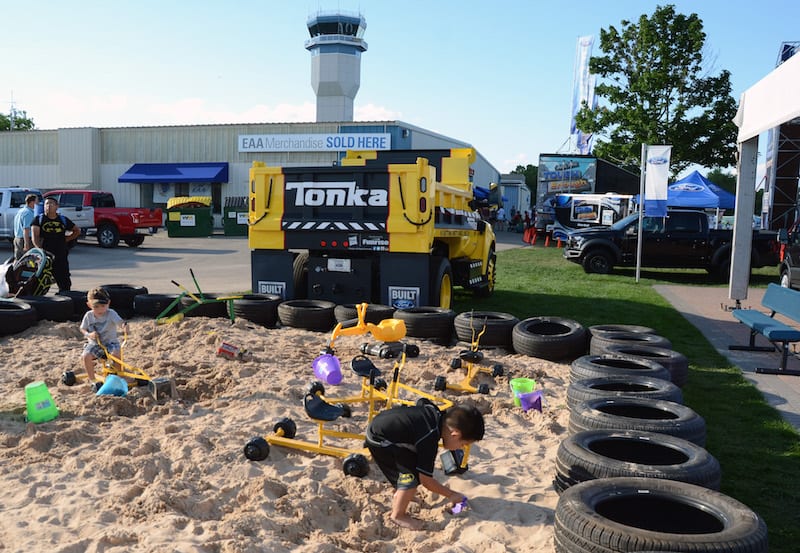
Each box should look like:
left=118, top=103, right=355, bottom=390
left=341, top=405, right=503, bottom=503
left=729, top=283, right=800, bottom=376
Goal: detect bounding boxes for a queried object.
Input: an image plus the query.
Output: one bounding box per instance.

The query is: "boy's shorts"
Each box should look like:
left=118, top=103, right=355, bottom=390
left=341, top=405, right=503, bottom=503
left=83, top=342, right=120, bottom=359
left=367, top=444, right=419, bottom=490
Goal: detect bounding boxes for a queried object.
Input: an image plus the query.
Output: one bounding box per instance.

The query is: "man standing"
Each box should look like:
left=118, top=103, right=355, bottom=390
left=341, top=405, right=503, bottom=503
left=12, top=194, right=38, bottom=260
left=32, top=197, right=79, bottom=292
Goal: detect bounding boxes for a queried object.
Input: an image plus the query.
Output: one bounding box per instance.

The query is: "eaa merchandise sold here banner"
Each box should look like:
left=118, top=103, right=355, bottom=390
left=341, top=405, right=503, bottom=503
left=644, top=145, right=671, bottom=217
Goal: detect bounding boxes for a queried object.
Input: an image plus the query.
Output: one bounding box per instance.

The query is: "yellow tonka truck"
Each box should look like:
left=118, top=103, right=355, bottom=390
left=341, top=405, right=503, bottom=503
left=248, top=148, right=496, bottom=309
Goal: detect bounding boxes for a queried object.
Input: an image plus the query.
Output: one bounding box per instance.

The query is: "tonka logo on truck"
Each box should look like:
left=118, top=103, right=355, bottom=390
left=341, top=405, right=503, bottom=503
left=286, top=181, right=388, bottom=207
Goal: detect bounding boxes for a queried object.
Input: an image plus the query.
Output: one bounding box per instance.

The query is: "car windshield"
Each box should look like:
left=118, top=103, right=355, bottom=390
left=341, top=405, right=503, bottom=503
left=609, top=212, right=640, bottom=231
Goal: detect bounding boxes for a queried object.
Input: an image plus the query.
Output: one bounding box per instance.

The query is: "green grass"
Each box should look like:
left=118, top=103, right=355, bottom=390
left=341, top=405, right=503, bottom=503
left=453, top=247, right=800, bottom=553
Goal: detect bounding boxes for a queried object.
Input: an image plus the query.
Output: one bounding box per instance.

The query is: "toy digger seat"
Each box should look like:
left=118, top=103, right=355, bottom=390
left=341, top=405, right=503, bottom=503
left=304, top=392, right=347, bottom=421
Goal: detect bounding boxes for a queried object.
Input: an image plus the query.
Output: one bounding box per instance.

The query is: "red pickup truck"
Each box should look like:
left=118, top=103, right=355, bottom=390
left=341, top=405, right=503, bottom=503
left=43, top=190, right=163, bottom=248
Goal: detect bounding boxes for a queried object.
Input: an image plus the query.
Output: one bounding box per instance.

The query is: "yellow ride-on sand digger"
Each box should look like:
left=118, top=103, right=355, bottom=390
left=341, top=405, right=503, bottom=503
left=434, top=320, right=504, bottom=395
left=156, top=268, right=241, bottom=324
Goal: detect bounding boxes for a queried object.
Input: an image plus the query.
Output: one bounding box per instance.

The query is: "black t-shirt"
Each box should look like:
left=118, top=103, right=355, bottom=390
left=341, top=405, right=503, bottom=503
left=31, top=213, right=75, bottom=256
left=366, top=402, right=443, bottom=477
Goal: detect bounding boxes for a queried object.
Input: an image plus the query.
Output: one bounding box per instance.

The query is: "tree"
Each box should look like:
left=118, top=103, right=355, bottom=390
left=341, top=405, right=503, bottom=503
left=513, top=164, right=538, bottom=203
left=705, top=168, right=736, bottom=195
left=574, top=4, right=738, bottom=176
left=0, top=108, right=35, bottom=131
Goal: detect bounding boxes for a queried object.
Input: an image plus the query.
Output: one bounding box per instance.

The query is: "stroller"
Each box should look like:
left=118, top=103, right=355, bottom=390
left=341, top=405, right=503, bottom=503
left=1, top=248, right=56, bottom=298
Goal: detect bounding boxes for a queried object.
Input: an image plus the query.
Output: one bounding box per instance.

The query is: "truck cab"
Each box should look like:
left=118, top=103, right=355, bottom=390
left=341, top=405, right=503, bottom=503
left=0, top=187, right=45, bottom=240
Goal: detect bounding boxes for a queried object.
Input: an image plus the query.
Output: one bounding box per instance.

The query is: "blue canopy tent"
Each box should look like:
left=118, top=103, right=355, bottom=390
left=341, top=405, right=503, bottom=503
left=667, top=170, right=735, bottom=209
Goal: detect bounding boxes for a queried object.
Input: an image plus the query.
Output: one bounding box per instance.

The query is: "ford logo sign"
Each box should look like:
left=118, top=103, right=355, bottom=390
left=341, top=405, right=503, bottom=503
left=394, top=299, right=415, bottom=309
left=648, top=156, right=669, bottom=165
left=669, top=183, right=704, bottom=191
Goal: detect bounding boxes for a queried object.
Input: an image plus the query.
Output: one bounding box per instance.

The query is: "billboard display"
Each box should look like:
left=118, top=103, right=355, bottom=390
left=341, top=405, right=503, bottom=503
left=535, top=155, right=597, bottom=230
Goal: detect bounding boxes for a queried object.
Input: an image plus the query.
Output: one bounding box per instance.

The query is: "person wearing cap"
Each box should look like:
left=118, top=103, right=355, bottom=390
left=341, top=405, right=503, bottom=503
left=31, top=196, right=79, bottom=292
left=12, top=194, right=38, bottom=260
left=79, top=287, right=128, bottom=387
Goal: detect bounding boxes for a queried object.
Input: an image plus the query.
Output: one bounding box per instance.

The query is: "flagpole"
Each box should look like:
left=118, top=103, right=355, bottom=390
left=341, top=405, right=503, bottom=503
left=636, top=143, right=647, bottom=283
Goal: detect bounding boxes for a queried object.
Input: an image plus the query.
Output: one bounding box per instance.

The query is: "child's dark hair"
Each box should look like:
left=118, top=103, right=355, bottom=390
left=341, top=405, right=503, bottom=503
left=444, top=405, right=485, bottom=441
left=87, top=286, right=111, bottom=304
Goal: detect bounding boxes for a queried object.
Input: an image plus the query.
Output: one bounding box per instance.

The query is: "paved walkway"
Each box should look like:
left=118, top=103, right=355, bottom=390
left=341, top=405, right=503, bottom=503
left=655, top=285, right=800, bottom=431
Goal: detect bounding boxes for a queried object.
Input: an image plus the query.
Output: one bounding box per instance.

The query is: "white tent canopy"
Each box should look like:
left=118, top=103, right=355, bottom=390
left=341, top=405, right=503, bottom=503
left=731, top=51, right=800, bottom=301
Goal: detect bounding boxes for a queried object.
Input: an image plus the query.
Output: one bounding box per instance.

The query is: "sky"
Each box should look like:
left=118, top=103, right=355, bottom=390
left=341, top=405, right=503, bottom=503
left=2, top=0, right=798, bottom=174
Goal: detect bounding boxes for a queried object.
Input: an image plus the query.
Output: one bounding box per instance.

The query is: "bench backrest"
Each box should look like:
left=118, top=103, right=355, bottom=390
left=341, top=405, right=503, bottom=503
left=763, top=283, right=800, bottom=321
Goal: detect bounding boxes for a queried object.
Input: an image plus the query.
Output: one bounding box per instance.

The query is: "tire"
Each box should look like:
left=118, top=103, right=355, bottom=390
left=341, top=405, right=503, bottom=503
left=233, top=294, right=282, bottom=327
left=588, top=324, right=656, bottom=336
left=101, top=284, right=148, bottom=318
left=180, top=293, right=233, bottom=319
left=581, top=249, right=613, bottom=274
left=0, top=300, right=37, bottom=336
left=429, top=256, right=453, bottom=309
left=334, top=303, right=395, bottom=324
left=603, top=344, right=690, bottom=388
left=134, top=293, right=181, bottom=319
left=554, top=429, right=721, bottom=494
left=454, top=310, right=519, bottom=347
left=570, top=355, right=672, bottom=383
left=567, top=375, right=682, bottom=410
left=512, top=316, right=587, bottom=361
left=16, top=294, right=74, bottom=322
left=781, top=269, right=791, bottom=288
left=124, top=236, right=145, bottom=247
left=569, top=397, right=706, bottom=446
left=57, top=289, right=90, bottom=318
left=589, top=331, right=672, bottom=355
left=394, top=307, right=455, bottom=344
left=473, top=247, right=496, bottom=298
left=292, top=252, right=309, bottom=300
left=96, top=223, right=120, bottom=248
left=277, top=299, right=336, bottom=332
left=554, top=477, right=768, bottom=553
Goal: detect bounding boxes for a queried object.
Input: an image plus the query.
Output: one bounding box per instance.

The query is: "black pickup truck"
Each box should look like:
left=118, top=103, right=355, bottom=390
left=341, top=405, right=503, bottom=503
left=563, top=209, right=780, bottom=278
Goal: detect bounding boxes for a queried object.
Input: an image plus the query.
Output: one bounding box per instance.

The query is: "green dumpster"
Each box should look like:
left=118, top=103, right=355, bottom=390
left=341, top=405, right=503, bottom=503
left=223, top=196, right=248, bottom=236
left=166, top=196, right=214, bottom=238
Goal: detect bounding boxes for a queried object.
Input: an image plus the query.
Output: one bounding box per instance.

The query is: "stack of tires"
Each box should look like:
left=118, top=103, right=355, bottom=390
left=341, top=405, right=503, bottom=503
left=553, top=324, right=769, bottom=553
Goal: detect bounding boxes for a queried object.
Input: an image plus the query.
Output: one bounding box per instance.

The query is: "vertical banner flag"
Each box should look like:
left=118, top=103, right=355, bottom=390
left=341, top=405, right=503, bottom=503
left=644, top=145, right=671, bottom=217
left=570, top=35, right=595, bottom=154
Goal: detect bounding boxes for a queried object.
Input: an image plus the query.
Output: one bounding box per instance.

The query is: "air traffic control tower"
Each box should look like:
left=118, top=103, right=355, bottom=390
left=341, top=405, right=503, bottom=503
left=306, top=11, right=367, bottom=122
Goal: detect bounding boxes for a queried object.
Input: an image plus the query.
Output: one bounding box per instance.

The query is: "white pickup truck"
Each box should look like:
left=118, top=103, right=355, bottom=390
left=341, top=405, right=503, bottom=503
left=0, top=187, right=44, bottom=242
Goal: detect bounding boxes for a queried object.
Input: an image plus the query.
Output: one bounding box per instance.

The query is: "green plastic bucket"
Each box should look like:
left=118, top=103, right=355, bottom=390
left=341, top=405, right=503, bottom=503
left=25, top=381, right=59, bottom=423
left=509, top=378, right=536, bottom=407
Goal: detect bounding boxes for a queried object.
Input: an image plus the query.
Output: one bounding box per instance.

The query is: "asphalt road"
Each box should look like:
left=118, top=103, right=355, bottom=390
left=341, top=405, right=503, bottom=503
left=2, top=230, right=527, bottom=296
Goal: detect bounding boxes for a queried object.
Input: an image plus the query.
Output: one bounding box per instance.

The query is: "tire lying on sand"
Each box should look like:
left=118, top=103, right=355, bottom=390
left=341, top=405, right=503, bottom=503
left=100, top=283, right=149, bottom=319
left=234, top=294, right=282, bottom=327
left=180, top=293, right=232, bottom=319
left=589, top=331, right=672, bottom=355
left=16, top=294, right=74, bottom=322
left=570, top=354, right=672, bottom=383
left=454, top=310, right=519, bottom=348
left=0, top=300, right=37, bottom=336
left=569, top=396, right=706, bottom=447
left=588, top=324, right=656, bottom=336
left=134, top=293, right=181, bottom=319
left=554, top=429, right=721, bottom=494
left=57, top=290, right=90, bottom=319
left=554, top=477, right=768, bottom=553
left=603, top=343, right=690, bottom=388
left=512, top=316, right=587, bottom=361
left=566, top=375, right=683, bottom=410
left=334, top=303, right=395, bottom=325
left=278, top=299, right=337, bottom=332
left=393, top=307, right=455, bottom=344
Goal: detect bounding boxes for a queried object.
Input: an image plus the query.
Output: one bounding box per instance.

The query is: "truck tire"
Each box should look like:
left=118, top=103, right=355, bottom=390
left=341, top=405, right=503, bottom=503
left=567, top=375, right=682, bottom=410
left=124, top=236, right=145, bottom=247
left=554, top=429, right=721, bottom=494
left=292, top=252, right=309, bottom=300
left=394, top=307, right=455, bottom=344
left=781, top=268, right=791, bottom=288
left=569, top=397, right=706, bottom=446
left=473, top=248, right=496, bottom=298
left=512, top=316, right=587, bottom=361
left=429, top=256, right=453, bottom=309
left=234, top=294, right=282, bottom=327
left=589, top=331, right=672, bottom=355
left=454, top=310, right=518, bottom=347
left=16, top=294, right=74, bottom=322
left=0, top=300, right=37, bottom=336
left=97, top=223, right=120, bottom=248
left=278, top=299, right=336, bottom=331
left=581, top=249, right=613, bottom=274
left=554, top=477, right=768, bottom=553
left=602, top=343, right=690, bottom=388
left=570, top=354, right=672, bottom=383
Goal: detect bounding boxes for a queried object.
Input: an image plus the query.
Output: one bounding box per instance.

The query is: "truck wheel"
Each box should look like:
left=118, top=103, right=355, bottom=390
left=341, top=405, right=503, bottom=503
left=124, top=236, right=145, bottom=247
left=97, top=223, right=120, bottom=248
left=292, top=252, right=309, bottom=300
left=429, top=257, right=453, bottom=309
left=581, top=250, right=613, bottom=274
left=781, top=268, right=792, bottom=288
left=473, top=248, right=496, bottom=298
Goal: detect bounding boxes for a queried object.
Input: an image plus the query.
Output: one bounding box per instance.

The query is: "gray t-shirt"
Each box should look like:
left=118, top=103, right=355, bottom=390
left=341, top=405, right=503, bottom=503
left=80, top=308, right=124, bottom=346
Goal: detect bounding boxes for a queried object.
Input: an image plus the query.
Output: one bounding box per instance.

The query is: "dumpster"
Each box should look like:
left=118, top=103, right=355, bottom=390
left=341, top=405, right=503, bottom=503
left=223, top=196, right=248, bottom=236
left=166, top=196, right=213, bottom=237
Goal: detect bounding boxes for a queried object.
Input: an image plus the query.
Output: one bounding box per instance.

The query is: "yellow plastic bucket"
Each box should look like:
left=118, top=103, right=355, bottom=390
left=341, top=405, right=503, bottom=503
left=509, top=378, right=536, bottom=407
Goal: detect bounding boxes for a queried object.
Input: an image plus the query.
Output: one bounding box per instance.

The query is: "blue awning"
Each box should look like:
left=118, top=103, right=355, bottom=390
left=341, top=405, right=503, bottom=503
left=118, top=162, right=229, bottom=183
